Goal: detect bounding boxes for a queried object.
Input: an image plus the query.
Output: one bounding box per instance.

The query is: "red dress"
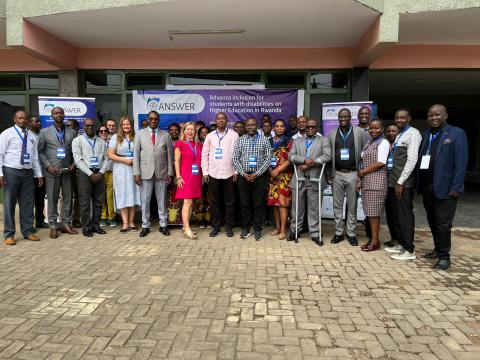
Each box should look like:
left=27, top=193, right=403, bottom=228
left=174, top=140, right=203, bottom=200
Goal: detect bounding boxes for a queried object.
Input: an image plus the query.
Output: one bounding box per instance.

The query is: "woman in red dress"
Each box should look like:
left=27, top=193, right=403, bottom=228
left=174, top=122, right=203, bottom=239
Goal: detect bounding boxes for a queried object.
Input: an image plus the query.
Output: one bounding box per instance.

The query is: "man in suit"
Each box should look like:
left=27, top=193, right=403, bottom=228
left=133, top=111, right=174, bottom=237
left=288, top=119, right=331, bottom=246
left=418, top=104, right=468, bottom=270
left=328, top=108, right=367, bottom=246
left=38, top=107, right=78, bottom=239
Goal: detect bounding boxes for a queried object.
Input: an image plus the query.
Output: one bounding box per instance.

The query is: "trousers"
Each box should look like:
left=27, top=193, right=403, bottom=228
left=141, top=177, right=167, bottom=228
left=333, top=171, right=358, bottom=236
left=237, top=174, right=267, bottom=232
left=290, top=179, right=321, bottom=237
left=386, top=186, right=415, bottom=252
left=208, top=176, right=235, bottom=228
left=101, top=171, right=116, bottom=220
left=46, top=173, right=72, bottom=229
left=77, top=172, right=105, bottom=229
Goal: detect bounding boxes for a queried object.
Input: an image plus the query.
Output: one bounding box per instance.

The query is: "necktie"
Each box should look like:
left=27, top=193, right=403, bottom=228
left=151, top=129, right=156, bottom=145
left=20, top=129, right=27, bottom=165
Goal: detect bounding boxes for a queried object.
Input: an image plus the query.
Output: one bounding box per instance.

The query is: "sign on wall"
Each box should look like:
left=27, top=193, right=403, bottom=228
left=321, top=101, right=375, bottom=135
left=38, top=96, right=96, bottom=129
left=132, top=89, right=303, bottom=129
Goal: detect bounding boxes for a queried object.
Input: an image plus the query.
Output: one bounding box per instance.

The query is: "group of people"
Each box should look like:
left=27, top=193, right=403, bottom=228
left=0, top=103, right=468, bottom=270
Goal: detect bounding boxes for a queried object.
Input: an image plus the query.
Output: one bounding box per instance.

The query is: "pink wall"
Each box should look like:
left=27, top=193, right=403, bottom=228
left=0, top=49, right=57, bottom=71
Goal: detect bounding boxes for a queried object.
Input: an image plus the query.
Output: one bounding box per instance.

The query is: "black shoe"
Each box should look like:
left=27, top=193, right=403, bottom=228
left=160, top=227, right=170, bottom=236
left=120, top=228, right=130, bottom=233
left=287, top=232, right=297, bottom=242
left=91, top=226, right=107, bottom=235
left=225, top=226, right=234, bottom=238
left=209, top=226, right=221, bottom=237
left=32, top=227, right=37, bottom=233
left=347, top=236, right=358, bottom=246
left=312, top=237, right=323, bottom=246
left=140, top=228, right=150, bottom=237
left=254, top=231, right=263, bottom=241
left=423, top=250, right=437, bottom=259
left=331, top=234, right=344, bottom=244
left=433, top=259, right=451, bottom=270
left=35, top=222, right=48, bottom=229
left=240, top=228, right=250, bottom=239
left=82, top=228, right=93, bottom=237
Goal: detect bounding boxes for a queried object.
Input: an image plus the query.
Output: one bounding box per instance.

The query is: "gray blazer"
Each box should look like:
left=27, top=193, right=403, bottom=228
left=327, top=125, right=366, bottom=177
left=133, top=127, right=174, bottom=180
left=37, top=125, right=77, bottom=178
left=289, top=135, right=331, bottom=187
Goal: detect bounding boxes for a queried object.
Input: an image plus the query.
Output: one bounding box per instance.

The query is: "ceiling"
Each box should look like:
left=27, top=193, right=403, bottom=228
left=26, top=0, right=378, bottom=48
left=370, top=70, right=480, bottom=95
left=399, top=8, right=480, bottom=45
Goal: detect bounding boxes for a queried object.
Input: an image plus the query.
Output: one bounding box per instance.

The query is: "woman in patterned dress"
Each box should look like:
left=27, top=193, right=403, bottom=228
left=356, top=119, right=390, bottom=251
left=166, top=123, right=183, bottom=225
left=267, top=119, right=293, bottom=240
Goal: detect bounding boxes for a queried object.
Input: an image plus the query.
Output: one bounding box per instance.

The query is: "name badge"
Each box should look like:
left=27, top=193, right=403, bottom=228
left=420, top=155, right=430, bottom=170
left=90, top=156, right=99, bottom=167
left=387, top=155, right=393, bottom=170
left=57, top=148, right=66, bottom=159
left=23, top=153, right=31, bottom=165
left=270, top=156, right=277, bottom=168
left=340, top=148, right=350, bottom=161
left=248, top=156, right=257, bottom=169
left=125, top=150, right=134, bottom=159
left=192, top=164, right=199, bottom=175
left=214, top=147, right=223, bottom=159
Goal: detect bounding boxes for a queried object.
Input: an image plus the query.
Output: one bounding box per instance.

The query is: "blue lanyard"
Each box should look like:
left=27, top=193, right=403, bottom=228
left=55, top=127, right=65, bottom=147
left=14, top=126, right=28, bottom=145
left=186, top=140, right=197, bottom=159
left=426, top=131, right=441, bottom=155
left=272, top=136, right=285, bottom=150
left=339, top=126, right=352, bottom=148
left=392, top=125, right=410, bottom=151
left=83, top=135, right=97, bottom=150
left=369, top=135, right=384, bottom=147
left=249, top=134, right=259, bottom=149
left=216, top=129, right=228, bottom=147
left=125, top=138, right=132, bottom=150
left=305, top=138, right=314, bottom=158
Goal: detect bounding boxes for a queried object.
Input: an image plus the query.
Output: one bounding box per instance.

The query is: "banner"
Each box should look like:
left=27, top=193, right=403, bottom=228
left=321, top=101, right=375, bottom=135
left=38, top=96, right=96, bottom=130
left=132, top=89, right=302, bottom=129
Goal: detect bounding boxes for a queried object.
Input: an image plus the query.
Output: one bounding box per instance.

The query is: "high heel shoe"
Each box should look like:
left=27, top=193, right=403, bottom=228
left=361, top=243, right=380, bottom=252
left=184, top=230, right=197, bottom=240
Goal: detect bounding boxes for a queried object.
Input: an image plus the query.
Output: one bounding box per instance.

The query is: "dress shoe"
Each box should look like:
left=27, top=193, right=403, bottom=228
left=82, top=228, right=93, bottom=237
left=312, top=237, right=323, bottom=246
left=287, top=232, right=298, bottom=242
left=120, top=228, right=130, bottom=233
left=209, top=226, right=221, bottom=237
left=225, top=226, right=234, bottom=237
left=331, top=234, right=344, bottom=244
left=433, top=259, right=450, bottom=270
left=4, top=237, right=16, bottom=245
left=361, top=240, right=372, bottom=249
left=61, top=225, right=78, bottom=234
left=49, top=229, right=59, bottom=239
left=160, top=227, right=170, bottom=236
left=35, top=222, right=49, bottom=229
left=140, top=228, right=150, bottom=237
left=361, top=243, right=380, bottom=252
left=423, top=250, right=437, bottom=259
left=91, top=226, right=106, bottom=235
left=25, top=234, right=40, bottom=241
left=347, top=236, right=358, bottom=246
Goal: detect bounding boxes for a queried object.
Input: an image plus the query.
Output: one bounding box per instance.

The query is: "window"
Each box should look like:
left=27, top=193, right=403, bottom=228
left=266, top=73, right=305, bottom=89
left=0, top=75, right=26, bottom=91
left=126, top=73, right=164, bottom=89
left=87, top=94, right=122, bottom=124
left=86, top=73, right=122, bottom=91
left=29, top=75, right=59, bottom=90
left=310, top=72, right=348, bottom=90
left=169, top=73, right=262, bottom=86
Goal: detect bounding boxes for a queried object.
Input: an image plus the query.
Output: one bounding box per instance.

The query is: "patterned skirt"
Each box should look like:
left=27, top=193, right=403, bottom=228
left=361, top=190, right=387, bottom=217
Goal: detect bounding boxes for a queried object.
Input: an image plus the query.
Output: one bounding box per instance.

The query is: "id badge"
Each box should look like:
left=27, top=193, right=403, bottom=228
left=420, top=155, right=431, bottom=170
left=248, top=156, right=257, bottom=169
left=387, top=155, right=393, bottom=170
left=214, top=148, right=223, bottom=159
left=57, top=148, right=66, bottom=160
left=23, top=153, right=31, bottom=165
left=270, top=156, right=277, bottom=168
left=90, top=156, right=99, bottom=167
left=192, top=164, right=199, bottom=175
left=340, top=148, right=350, bottom=161
left=125, top=150, right=134, bottom=159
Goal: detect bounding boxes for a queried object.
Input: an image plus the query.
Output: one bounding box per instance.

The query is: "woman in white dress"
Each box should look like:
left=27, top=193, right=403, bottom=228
left=107, top=116, right=141, bottom=233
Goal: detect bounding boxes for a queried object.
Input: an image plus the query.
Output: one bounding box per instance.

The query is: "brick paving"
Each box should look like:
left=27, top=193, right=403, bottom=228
left=0, top=221, right=479, bottom=359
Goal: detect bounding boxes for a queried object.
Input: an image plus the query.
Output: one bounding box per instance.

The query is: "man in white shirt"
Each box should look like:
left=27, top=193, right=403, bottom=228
left=0, top=110, right=43, bottom=245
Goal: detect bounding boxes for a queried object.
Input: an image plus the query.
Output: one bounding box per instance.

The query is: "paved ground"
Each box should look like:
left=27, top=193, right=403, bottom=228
left=0, top=219, right=479, bottom=360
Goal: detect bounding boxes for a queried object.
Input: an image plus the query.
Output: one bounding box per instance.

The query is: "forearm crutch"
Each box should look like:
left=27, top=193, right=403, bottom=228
left=293, top=164, right=299, bottom=243
left=311, top=163, right=326, bottom=242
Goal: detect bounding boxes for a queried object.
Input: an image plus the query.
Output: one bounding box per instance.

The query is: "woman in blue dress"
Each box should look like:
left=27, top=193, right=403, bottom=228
left=107, top=116, right=141, bottom=233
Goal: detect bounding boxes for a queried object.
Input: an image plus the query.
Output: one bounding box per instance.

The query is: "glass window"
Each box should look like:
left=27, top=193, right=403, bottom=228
left=0, top=95, right=26, bottom=132
left=29, top=75, right=59, bottom=90
left=87, top=94, right=122, bottom=125
left=266, top=73, right=305, bottom=88
left=126, top=74, right=164, bottom=89
left=0, top=75, right=26, bottom=91
left=86, top=73, right=122, bottom=91
left=310, top=73, right=348, bottom=90
left=309, top=93, right=348, bottom=133
left=169, top=73, right=262, bottom=86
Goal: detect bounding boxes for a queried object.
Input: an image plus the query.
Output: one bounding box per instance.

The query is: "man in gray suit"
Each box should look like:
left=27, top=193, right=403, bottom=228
left=38, top=107, right=78, bottom=239
left=328, top=108, right=367, bottom=246
left=288, top=119, right=331, bottom=246
left=133, top=111, right=174, bottom=238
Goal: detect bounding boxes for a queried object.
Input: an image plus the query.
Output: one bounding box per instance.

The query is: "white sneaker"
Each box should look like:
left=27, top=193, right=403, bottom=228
left=391, top=250, right=416, bottom=260
left=384, top=244, right=404, bottom=253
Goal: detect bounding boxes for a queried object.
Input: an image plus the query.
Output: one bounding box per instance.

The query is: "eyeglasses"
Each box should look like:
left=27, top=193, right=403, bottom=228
left=306, top=126, right=317, bottom=129
left=99, top=130, right=108, bottom=133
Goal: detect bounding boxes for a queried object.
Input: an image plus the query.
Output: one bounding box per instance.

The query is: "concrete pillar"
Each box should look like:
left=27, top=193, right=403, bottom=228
left=351, top=67, right=369, bottom=101
left=58, top=69, right=83, bottom=97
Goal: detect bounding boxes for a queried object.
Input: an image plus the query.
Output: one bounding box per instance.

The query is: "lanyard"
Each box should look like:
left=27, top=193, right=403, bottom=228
left=14, top=126, right=28, bottom=145
left=216, top=129, right=228, bottom=147
left=249, top=134, right=259, bottom=149
left=339, top=126, right=352, bottom=148
left=391, top=125, right=411, bottom=152
left=305, top=138, right=314, bottom=158
left=426, top=131, right=441, bottom=155
left=272, top=136, right=285, bottom=150
left=125, top=137, right=132, bottom=150
left=55, top=127, right=65, bottom=147
left=369, top=135, right=384, bottom=147
left=186, top=140, right=197, bottom=159
left=83, top=135, right=97, bottom=150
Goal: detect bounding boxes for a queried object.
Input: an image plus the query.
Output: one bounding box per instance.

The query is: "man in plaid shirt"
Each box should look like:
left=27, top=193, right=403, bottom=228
left=233, top=117, right=273, bottom=241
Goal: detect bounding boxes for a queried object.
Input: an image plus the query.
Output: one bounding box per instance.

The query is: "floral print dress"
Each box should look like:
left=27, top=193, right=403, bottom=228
left=267, top=137, right=293, bottom=207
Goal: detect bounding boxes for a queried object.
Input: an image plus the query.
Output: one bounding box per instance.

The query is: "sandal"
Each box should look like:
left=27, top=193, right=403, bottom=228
left=270, top=229, right=280, bottom=236
left=278, top=233, right=287, bottom=240
left=184, top=230, right=197, bottom=240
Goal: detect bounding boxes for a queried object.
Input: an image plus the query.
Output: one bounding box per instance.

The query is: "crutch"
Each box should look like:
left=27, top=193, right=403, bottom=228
left=310, top=164, right=326, bottom=243
left=293, top=164, right=306, bottom=244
